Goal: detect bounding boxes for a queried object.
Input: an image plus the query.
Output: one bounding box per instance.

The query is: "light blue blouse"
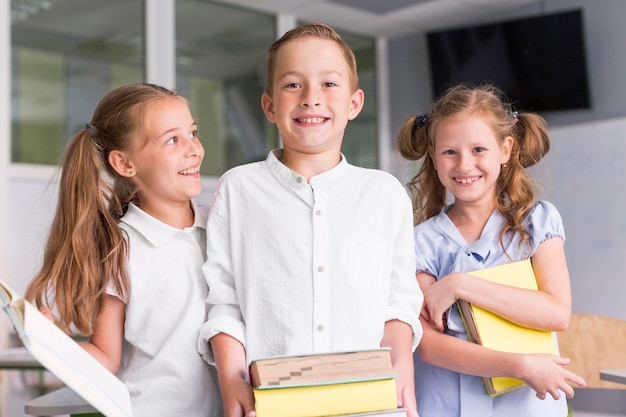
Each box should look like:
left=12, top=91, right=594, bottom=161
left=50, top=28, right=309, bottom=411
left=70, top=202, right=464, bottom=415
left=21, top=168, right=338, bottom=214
left=413, top=200, right=568, bottom=417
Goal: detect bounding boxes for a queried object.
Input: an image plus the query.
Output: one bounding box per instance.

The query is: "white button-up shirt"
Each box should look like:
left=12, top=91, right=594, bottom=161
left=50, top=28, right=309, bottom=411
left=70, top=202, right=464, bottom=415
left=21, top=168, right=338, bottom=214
left=198, top=150, right=423, bottom=364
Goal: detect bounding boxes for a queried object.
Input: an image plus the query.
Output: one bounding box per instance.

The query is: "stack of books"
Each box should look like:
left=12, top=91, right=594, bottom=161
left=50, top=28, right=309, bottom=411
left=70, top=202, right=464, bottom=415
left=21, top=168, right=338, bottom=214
left=249, top=348, right=407, bottom=417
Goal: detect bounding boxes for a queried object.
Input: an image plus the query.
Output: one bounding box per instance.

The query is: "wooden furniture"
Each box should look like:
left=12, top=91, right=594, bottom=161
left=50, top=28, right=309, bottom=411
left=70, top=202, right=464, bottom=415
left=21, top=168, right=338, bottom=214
left=557, top=312, right=626, bottom=389
left=557, top=313, right=626, bottom=415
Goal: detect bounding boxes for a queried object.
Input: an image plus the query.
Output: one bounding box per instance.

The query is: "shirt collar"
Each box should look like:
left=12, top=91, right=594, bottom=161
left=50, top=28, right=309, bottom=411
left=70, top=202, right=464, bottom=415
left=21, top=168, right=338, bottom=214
left=265, top=148, right=350, bottom=187
left=120, top=201, right=205, bottom=247
left=435, top=205, right=506, bottom=265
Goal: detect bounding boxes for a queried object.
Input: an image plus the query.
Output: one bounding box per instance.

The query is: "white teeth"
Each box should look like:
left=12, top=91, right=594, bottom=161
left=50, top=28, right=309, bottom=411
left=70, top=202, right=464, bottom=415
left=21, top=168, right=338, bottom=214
left=456, top=177, right=479, bottom=184
left=297, top=117, right=326, bottom=123
left=179, top=168, right=199, bottom=175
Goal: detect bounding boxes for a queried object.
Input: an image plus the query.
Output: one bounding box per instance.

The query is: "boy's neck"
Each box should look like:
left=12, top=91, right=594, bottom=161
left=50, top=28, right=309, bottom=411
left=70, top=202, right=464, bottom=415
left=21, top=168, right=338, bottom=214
left=278, top=148, right=342, bottom=182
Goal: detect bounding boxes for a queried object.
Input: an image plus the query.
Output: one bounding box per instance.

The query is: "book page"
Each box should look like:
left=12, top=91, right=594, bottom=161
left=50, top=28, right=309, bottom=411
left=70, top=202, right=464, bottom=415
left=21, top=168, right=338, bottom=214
left=0, top=281, right=25, bottom=336
left=0, top=279, right=133, bottom=416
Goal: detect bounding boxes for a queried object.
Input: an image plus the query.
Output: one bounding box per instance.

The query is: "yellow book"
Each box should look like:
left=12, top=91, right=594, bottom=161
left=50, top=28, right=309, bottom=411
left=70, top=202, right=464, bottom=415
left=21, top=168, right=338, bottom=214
left=253, top=377, right=397, bottom=417
left=457, top=259, right=559, bottom=397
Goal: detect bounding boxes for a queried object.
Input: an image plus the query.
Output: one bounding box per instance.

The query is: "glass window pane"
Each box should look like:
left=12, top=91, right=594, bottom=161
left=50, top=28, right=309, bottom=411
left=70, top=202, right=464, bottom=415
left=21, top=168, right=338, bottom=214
left=333, top=30, right=378, bottom=169
left=11, top=0, right=144, bottom=165
left=176, top=0, right=278, bottom=177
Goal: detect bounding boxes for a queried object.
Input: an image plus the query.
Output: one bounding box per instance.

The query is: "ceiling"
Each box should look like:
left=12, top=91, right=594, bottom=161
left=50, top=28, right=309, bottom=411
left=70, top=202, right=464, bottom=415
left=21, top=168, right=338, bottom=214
left=211, top=0, right=547, bottom=37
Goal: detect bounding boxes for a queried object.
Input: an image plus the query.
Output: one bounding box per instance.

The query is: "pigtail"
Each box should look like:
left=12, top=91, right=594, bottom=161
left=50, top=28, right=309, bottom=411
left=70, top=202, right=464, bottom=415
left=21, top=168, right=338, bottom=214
left=497, top=111, right=551, bottom=253
left=513, top=112, right=551, bottom=168
left=397, top=114, right=447, bottom=225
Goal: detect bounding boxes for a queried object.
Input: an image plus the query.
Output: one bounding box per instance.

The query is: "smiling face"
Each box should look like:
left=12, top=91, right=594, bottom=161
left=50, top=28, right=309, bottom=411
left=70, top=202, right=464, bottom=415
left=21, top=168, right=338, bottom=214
left=430, top=112, right=512, bottom=209
left=117, top=97, right=204, bottom=217
left=261, top=36, right=364, bottom=163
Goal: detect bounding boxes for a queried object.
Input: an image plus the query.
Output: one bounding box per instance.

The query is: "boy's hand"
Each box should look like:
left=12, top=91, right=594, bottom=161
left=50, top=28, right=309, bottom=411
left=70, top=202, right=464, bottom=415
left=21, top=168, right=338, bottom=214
left=395, top=376, right=420, bottom=417
left=382, top=320, right=419, bottom=417
left=210, top=333, right=256, bottom=417
left=221, top=375, right=255, bottom=417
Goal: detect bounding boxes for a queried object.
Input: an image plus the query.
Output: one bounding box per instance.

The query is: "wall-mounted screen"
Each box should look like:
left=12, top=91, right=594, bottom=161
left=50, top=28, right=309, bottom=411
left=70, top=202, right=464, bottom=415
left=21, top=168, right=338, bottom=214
left=427, top=9, right=591, bottom=112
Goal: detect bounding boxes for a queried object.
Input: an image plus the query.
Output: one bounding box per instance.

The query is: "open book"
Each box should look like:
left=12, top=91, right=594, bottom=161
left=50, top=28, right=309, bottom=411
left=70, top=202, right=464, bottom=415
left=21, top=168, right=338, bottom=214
left=457, top=260, right=559, bottom=396
left=0, top=278, right=132, bottom=416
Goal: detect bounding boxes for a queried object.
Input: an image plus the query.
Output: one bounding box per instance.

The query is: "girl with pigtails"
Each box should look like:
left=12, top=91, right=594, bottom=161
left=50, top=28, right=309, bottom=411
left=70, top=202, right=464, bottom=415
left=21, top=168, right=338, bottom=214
left=25, top=83, right=222, bottom=416
left=397, top=83, right=585, bottom=416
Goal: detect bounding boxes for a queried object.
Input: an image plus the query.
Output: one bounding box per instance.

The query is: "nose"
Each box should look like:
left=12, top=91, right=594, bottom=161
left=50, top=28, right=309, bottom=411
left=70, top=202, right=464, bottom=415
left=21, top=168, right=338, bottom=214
left=456, top=152, right=472, bottom=171
left=186, top=136, right=204, bottom=158
left=301, top=86, right=321, bottom=108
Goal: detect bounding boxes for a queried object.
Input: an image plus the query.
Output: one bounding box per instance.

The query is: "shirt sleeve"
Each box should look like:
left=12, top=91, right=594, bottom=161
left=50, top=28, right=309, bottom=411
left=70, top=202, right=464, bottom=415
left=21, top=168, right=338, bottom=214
left=105, top=280, right=127, bottom=303
left=413, top=220, right=441, bottom=277
left=385, top=185, right=424, bottom=351
left=528, top=200, right=566, bottom=255
left=197, top=178, right=247, bottom=364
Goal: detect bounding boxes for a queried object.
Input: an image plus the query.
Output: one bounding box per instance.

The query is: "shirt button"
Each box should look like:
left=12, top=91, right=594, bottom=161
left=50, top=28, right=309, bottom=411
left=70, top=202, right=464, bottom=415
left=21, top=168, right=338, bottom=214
left=189, top=246, right=195, bottom=252
left=315, top=209, right=321, bottom=216
left=317, top=265, right=324, bottom=273
left=296, top=177, right=303, bottom=183
left=316, top=325, right=324, bottom=332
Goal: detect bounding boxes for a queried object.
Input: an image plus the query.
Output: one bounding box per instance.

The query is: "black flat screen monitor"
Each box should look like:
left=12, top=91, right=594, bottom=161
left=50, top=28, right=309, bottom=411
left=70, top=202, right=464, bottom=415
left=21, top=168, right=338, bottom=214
left=426, top=9, right=591, bottom=112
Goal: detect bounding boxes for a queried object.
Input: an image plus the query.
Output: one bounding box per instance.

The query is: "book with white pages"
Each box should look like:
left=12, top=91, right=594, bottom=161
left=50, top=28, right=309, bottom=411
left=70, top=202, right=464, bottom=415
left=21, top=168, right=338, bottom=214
left=0, top=278, right=133, bottom=417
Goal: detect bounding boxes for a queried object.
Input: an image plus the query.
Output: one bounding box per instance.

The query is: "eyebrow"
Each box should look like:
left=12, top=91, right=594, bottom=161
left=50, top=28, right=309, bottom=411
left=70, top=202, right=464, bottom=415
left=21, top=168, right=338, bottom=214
left=278, top=69, right=345, bottom=79
left=156, top=122, right=197, bottom=138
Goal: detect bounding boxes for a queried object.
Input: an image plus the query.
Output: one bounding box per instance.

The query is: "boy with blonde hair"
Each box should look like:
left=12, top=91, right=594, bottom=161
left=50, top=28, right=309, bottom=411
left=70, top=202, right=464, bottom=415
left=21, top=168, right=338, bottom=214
left=199, top=23, right=423, bottom=417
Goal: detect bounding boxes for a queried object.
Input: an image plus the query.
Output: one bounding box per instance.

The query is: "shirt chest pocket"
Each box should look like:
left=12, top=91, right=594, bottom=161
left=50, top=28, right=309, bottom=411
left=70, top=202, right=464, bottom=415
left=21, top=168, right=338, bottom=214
left=342, top=235, right=387, bottom=291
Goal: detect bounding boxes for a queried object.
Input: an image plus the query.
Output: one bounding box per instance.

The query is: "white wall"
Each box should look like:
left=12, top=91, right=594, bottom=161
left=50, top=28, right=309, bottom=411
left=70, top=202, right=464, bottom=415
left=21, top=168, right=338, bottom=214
left=538, top=118, right=626, bottom=319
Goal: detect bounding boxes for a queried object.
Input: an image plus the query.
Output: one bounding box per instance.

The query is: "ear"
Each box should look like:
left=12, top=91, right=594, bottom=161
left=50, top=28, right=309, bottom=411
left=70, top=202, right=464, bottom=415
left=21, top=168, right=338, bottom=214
left=261, top=93, right=276, bottom=123
left=501, top=136, right=514, bottom=164
left=347, top=88, right=365, bottom=121
left=108, top=150, right=136, bottom=177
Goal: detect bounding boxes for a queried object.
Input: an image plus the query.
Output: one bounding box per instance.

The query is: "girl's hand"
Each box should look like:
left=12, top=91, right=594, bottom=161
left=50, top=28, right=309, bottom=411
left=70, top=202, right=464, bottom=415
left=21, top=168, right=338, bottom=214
left=39, top=306, right=54, bottom=322
left=422, top=272, right=465, bottom=331
left=518, top=354, right=586, bottom=400
left=419, top=305, right=431, bottom=322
